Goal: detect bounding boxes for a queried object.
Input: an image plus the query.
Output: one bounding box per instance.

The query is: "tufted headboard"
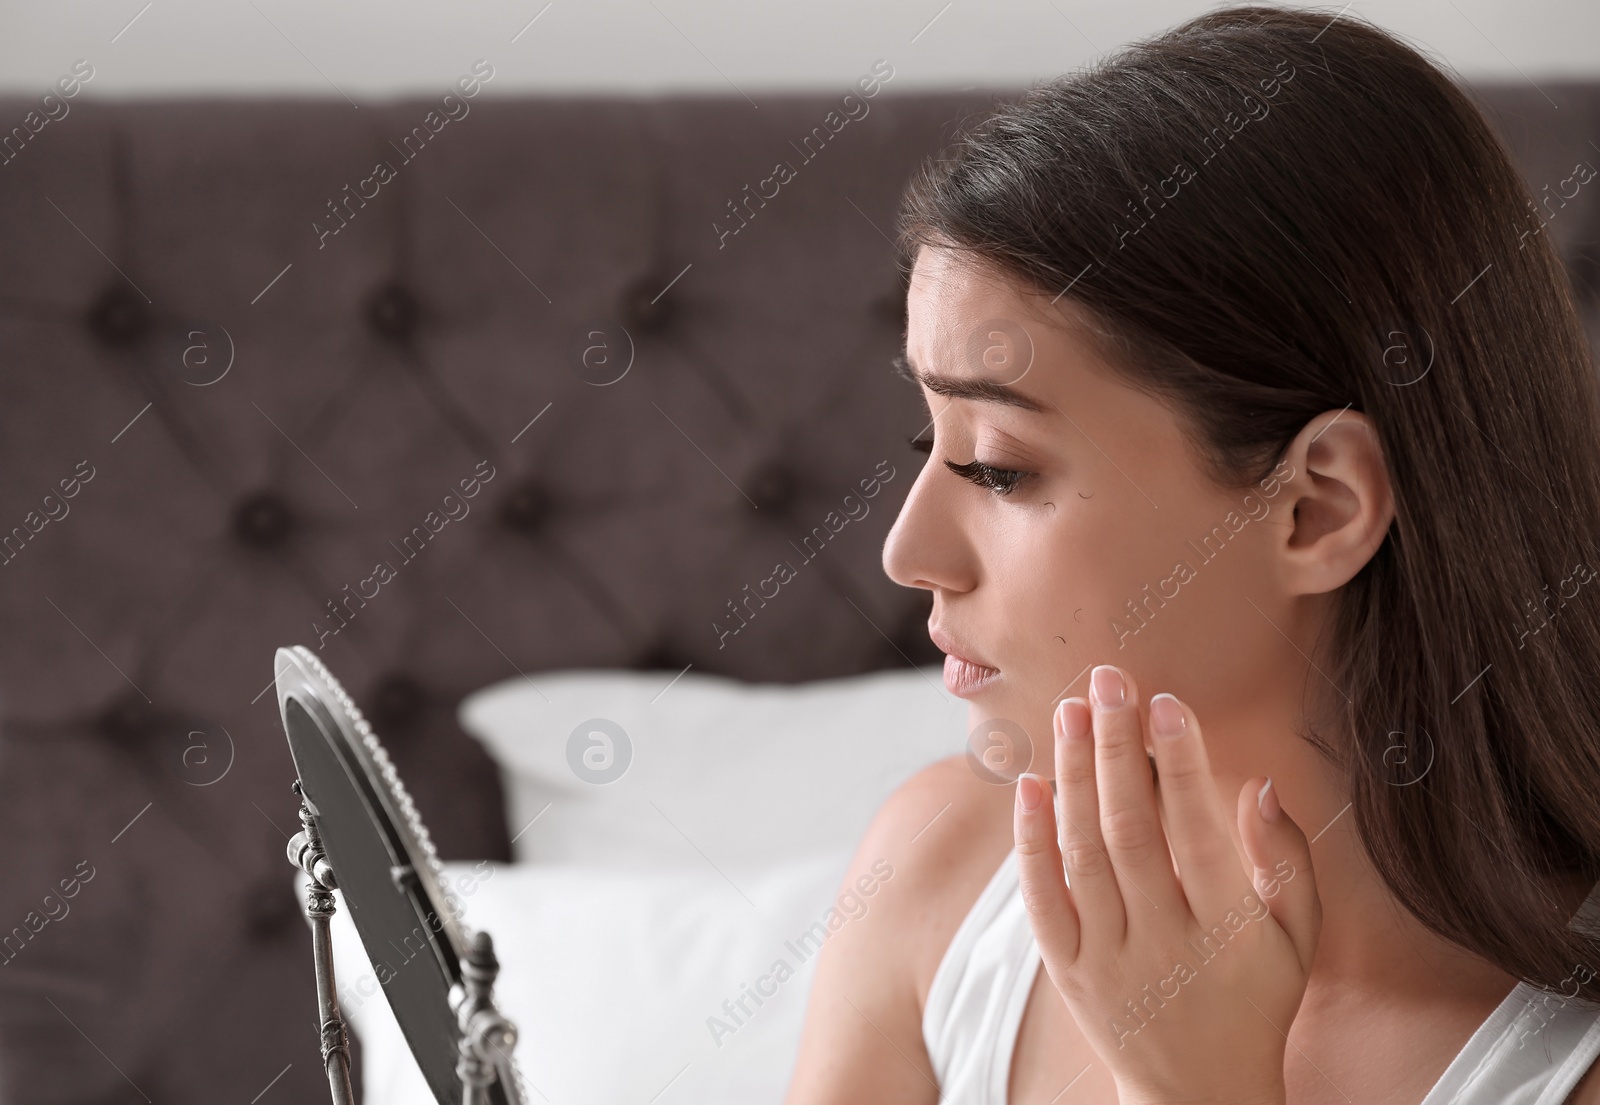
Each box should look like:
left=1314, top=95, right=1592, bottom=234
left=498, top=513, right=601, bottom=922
left=1, top=82, right=1597, bottom=1103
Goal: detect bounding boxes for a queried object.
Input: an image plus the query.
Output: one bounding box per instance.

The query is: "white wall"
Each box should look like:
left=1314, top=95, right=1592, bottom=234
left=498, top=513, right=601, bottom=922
left=0, top=0, right=1595, bottom=99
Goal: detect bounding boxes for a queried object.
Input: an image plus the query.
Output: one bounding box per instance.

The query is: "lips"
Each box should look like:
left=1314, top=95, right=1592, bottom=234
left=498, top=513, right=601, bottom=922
left=929, top=622, right=1000, bottom=697
left=943, top=655, right=1000, bottom=697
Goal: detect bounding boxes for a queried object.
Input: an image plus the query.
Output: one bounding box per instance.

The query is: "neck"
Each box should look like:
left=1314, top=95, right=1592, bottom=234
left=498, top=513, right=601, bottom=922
left=1216, top=713, right=1594, bottom=1009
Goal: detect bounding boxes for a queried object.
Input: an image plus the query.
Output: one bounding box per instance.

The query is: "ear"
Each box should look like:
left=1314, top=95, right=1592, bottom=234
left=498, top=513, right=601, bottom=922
left=1274, top=409, right=1396, bottom=596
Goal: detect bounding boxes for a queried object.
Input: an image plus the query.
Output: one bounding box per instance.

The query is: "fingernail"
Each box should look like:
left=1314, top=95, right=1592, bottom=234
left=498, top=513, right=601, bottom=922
left=1058, top=698, right=1091, bottom=741
left=1149, top=693, right=1186, bottom=739
left=1257, top=776, right=1280, bottom=822
left=1090, top=665, right=1126, bottom=708
left=1018, top=772, right=1045, bottom=812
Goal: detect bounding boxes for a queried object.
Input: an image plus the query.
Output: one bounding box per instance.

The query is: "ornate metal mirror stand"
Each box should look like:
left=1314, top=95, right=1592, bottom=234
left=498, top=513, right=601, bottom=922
left=286, top=782, right=356, bottom=1104
left=275, top=644, right=526, bottom=1105
left=453, top=930, right=520, bottom=1105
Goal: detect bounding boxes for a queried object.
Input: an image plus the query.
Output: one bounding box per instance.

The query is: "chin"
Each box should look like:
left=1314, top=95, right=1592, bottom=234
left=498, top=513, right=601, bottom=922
left=963, top=695, right=1049, bottom=782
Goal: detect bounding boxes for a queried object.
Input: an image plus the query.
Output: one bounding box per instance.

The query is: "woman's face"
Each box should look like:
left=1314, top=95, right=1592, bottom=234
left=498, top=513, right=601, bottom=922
left=883, top=244, right=1300, bottom=779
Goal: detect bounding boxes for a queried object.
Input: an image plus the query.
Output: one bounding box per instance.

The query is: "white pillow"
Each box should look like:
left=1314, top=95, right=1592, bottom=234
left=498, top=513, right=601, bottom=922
left=320, top=851, right=882, bottom=1105
left=457, top=665, right=964, bottom=867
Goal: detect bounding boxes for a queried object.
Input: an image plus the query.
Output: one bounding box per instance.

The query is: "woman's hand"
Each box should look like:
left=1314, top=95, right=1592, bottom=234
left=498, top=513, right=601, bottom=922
left=1013, top=664, right=1322, bottom=1105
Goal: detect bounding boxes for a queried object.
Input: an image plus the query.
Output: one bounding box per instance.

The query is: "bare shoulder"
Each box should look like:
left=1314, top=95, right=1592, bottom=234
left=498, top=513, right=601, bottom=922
left=782, top=753, right=1018, bottom=1105
left=866, top=752, right=1026, bottom=1003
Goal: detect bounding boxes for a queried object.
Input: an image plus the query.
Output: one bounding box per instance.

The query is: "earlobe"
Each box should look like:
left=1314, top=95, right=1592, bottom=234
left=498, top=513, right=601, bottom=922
left=1278, top=410, right=1395, bottom=595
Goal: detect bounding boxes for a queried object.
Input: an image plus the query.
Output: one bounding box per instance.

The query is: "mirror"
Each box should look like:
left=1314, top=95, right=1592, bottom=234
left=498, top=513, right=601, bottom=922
left=274, top=645, right=524, bottom=1105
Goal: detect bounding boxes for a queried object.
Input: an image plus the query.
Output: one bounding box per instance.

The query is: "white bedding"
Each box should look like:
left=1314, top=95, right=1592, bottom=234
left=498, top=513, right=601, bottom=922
left=318, top=664, right=963, bottom=1104
left=460, top=664, right=965, bottom=869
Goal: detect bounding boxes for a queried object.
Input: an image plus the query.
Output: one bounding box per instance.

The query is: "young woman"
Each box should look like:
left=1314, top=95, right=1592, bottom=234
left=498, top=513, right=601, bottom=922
left=784, top=6, right=1600, bottom=1104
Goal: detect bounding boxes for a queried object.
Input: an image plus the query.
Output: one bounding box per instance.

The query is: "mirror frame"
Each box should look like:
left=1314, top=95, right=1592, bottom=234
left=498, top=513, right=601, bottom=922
left=276, top=645, right=486, bottom=1104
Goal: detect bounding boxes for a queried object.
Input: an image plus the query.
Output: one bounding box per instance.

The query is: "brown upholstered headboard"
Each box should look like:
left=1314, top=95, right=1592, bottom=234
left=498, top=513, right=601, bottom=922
left=0, top=83, right=1596, bottom=1102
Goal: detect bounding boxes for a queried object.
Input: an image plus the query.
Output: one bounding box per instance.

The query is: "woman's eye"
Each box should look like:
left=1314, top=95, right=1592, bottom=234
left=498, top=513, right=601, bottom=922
left=945, top=458, right=1029, bottom=496
left=906, top=432, right=1031, bottom=497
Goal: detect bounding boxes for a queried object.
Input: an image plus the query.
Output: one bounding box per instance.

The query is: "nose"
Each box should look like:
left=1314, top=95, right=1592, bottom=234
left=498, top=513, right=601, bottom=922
left=882, top=447, right=977, bottom=595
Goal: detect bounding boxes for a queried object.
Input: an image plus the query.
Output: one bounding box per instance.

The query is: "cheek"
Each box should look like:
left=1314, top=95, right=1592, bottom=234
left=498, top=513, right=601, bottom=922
left=988, top=497, right=1274, bottom=703
left=965, top=506, right=1157, bottom=766
left=1092, top=506, right=1282, bottom=709
left=975, top=506, right=1146, bottom=703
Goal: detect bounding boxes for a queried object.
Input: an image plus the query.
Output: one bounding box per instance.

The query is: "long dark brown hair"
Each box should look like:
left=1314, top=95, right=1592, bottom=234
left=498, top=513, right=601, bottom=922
left=895, top=4, right=1600, bottom=998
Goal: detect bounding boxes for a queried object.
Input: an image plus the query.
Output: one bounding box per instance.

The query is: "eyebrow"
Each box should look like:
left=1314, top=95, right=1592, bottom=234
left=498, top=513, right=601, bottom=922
left=891, top=349, right=1050, bottom=414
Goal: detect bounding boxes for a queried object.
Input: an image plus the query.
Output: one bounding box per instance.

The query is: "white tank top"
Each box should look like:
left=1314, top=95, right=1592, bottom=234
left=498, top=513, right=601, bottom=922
left=922, top=847, right=1600, bottom=1105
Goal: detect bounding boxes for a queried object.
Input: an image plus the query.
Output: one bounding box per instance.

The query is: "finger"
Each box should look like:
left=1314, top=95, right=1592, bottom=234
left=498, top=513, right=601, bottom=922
left=1236, top=775, right=1323, bottom=971
left=1014, top=770, right=1082, bottom=968
left=1087, top=666, right=1185, bottom=921
left=1146, top=692, right=1248, bottom=919
left=1053, top=696, right=1127, bottom=946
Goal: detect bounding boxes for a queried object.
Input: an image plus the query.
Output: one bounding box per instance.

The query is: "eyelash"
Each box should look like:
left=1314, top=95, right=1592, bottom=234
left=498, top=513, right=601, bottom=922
left=907, top=432, right=1032, bottom=497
